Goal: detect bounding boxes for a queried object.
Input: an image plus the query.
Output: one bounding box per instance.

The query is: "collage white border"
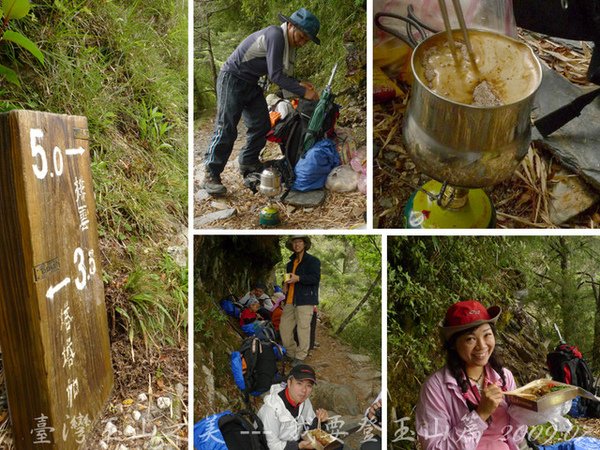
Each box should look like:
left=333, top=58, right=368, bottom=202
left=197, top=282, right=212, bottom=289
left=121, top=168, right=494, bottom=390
left=185, top=1, right=600, bottom=448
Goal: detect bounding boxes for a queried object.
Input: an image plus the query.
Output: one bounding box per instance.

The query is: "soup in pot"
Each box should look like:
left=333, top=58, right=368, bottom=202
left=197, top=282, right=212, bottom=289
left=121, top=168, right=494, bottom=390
left=415, top=30, right=540, bottom=106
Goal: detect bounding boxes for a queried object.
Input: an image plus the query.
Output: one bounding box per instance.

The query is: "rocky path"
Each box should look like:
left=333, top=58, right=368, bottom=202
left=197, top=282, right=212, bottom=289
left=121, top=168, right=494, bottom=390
left=283, top=318, right=381, bottom=450
left=194, top=112, right=367, bottom=230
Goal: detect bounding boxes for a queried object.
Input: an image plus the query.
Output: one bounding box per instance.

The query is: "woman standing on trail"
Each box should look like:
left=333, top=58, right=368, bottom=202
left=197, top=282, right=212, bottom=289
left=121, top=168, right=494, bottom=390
left=416, top=300, right=527, bottom=449
left=258, top=364, right=329, bottom=450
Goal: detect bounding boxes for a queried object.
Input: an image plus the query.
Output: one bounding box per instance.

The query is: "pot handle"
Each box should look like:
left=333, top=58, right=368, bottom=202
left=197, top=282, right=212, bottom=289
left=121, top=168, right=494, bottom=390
left=375, top=5, right=437, bottom=48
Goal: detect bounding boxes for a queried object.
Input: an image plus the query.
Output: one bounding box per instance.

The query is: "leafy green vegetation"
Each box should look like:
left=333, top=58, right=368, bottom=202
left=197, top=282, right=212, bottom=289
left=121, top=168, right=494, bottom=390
left=0, top=0, right=44, bottom=85
left=1, top=2, right=187, bottom=352
left=195, top=0, right=366, bottom=115
left=388, top=236, right=600, bottom=448
left=278, top=235, right=382, bottom=364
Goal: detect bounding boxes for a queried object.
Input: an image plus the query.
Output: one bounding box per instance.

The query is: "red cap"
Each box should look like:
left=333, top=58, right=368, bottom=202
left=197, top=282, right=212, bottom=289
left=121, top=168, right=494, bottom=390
left=440, top=300, right=501, bottom=341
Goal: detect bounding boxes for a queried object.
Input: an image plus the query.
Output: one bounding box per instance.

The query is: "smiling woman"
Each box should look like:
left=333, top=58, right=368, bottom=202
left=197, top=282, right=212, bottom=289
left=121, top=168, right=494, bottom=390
left=415, top=300, right=528, bottom=450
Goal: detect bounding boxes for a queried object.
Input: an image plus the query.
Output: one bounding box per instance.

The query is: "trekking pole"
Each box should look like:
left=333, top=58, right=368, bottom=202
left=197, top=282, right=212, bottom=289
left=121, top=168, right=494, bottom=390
left=301, top=62, right=338, bottom=156
left=554, top=323, right=566, bottom=345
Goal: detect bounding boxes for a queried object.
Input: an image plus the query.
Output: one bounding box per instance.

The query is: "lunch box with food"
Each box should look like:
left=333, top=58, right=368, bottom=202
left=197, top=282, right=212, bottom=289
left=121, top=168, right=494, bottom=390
left=505, top=379, right=599, bottom=412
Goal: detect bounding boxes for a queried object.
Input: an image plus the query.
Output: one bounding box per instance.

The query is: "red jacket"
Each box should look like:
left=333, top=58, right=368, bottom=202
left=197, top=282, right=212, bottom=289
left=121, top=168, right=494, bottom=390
left=240, top=308, right=257, bottom=327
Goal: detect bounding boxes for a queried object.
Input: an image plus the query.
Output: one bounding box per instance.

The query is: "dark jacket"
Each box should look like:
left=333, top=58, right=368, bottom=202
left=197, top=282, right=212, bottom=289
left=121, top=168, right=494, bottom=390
left=221, top=25, right=306, bottom=96
left=286, top=251, right=320, bottom=306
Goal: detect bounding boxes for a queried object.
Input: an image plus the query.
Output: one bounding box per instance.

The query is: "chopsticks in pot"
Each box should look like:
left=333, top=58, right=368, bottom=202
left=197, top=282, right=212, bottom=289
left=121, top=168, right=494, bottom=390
left=438, top=0, right=479, bottom=71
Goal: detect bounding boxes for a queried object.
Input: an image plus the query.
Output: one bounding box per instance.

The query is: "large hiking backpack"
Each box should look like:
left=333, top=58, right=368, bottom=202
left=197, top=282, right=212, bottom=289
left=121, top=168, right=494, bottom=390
left=267, top=98, right=339, bottom=175
left=231, top=337, right=285, bottom=401
left=219, top=295, right=242, bottom=319
left=194, top=410, right=269, bottom=450
left=547, top=344, right=600, bottom=417
left=241, top=321, right=277, bottom=341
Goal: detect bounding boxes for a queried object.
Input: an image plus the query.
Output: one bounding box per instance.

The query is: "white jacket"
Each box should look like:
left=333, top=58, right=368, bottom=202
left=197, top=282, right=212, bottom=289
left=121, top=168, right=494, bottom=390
left=258, top=383, right=316, bottom=450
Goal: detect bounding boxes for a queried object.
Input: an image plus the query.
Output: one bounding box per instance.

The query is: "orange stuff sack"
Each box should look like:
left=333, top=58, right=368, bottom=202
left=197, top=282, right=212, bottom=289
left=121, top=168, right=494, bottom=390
left=271, top=306, right=283, bottom=332
left=269, top=111, right=281, bottom=128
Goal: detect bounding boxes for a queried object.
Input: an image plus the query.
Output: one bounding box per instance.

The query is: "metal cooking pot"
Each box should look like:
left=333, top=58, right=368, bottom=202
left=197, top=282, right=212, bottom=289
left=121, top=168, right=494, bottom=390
left=375, top=13, right=542, bottom=188
left=259, top=167, right=281, bottom=198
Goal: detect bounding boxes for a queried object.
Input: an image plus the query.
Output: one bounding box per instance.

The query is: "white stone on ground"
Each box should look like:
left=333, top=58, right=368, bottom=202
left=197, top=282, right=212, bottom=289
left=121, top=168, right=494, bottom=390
left=104, top=421, right=118, bottom=437
left=157, top=397, right=172, bottom=409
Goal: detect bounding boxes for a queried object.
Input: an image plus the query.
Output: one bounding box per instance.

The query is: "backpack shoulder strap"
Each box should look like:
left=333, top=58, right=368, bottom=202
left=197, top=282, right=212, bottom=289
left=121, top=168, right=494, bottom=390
left=238, top=410, right=270, bottom=450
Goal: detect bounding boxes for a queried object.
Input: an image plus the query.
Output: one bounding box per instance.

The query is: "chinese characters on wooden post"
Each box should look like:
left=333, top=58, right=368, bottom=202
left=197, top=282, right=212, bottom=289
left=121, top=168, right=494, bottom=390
left=0, top=110, right=114, bottom=448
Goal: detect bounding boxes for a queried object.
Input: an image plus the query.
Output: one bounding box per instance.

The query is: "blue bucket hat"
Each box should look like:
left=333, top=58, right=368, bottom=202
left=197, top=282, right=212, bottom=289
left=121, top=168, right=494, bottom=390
left=278, top=8, right=321, bottom=45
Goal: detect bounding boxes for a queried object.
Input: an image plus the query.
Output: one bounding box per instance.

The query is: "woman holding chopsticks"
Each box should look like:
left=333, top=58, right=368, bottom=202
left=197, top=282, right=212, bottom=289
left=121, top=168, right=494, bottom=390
left=415, top=300, right=527, bottom=449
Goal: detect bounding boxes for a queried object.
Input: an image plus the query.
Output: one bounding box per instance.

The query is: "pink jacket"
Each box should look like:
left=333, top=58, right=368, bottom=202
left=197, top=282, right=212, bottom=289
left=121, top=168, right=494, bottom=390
left=415, top=365, right=527, bottom=450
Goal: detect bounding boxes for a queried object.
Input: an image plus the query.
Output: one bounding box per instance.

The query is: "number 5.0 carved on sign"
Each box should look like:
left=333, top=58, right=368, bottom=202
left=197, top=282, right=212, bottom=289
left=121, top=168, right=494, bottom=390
left=30, top=128, right=85, bottom=180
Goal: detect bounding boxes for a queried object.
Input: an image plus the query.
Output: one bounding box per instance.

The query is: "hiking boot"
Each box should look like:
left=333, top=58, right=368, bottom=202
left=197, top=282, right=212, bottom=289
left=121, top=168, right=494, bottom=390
left=291, top=358, right=304, bottom=367
left=202, top=171, right=227, bottom=196
left=239, top=162, right=264, bottom=178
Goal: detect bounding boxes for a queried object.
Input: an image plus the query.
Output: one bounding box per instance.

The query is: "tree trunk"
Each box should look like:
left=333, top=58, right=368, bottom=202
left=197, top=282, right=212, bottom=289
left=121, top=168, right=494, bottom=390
left=593, top=278, right=600, bottom=370
left=204, top=16, right=218, bottom=87
left=579, top=272, right=600, bottom=370
left=552, top=236, right=577, bottom=343
left=336, top=271, right=381, bottom=335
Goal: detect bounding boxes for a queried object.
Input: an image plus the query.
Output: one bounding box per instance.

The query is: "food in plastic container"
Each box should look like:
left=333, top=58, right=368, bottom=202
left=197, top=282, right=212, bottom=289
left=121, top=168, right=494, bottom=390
left=303, top=428, right=343, bottom=450
left=505, top=379, right=598, bottom=412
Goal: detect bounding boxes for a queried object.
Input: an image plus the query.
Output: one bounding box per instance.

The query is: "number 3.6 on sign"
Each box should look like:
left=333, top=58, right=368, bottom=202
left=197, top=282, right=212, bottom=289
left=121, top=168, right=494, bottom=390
left=46, top=247, right=97, bottom=300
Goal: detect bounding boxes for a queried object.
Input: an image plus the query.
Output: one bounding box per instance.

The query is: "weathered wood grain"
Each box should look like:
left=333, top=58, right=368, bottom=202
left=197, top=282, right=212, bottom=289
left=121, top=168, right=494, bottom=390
left=0, top=110, right=113, bottom=449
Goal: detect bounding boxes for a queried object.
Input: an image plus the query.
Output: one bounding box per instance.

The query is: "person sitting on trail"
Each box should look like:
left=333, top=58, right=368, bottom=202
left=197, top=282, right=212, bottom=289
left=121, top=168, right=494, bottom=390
left=360, top=392, right=382, bottom=450
left=239, top=298, right=263, bottom=327
left=202, top=7, right=321, bottom=196
left=273, top=284, right=286, bottom=303
left=416, top=300, right=527, bottom=450
left=240, top=281, right=273, bottom=320
left=258, top=364, right=329, bottom=450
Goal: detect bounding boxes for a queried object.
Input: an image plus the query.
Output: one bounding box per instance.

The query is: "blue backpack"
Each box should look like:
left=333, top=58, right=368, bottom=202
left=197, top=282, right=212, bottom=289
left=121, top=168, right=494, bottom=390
left=241, top=321, right=277, bottom=341
left=219, top=296, right=241, bottom=319
left=194, top=410, right=269, bottom=450
left=231, top=337, right=285, bottom=402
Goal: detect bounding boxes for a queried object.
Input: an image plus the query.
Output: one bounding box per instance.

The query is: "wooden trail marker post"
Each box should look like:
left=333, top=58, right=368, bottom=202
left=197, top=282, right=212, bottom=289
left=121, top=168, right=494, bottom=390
left=0, top=110, right=113, bottom=449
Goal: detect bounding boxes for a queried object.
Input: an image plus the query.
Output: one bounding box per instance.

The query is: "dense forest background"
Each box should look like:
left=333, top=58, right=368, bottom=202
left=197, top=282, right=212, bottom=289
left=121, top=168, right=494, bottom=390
left=388, top=236, right=600, bottom=448
left=300, top=235, right=382, bottom=362
left=194, top=0, right=366, bottom=115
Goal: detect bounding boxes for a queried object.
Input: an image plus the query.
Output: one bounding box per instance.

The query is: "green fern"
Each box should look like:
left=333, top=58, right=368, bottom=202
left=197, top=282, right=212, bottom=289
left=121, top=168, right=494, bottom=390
left=0, top=0, right=44, bottom=86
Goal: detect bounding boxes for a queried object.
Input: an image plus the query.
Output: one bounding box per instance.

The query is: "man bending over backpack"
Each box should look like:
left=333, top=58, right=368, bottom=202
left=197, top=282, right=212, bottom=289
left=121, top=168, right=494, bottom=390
left=202, top=7, right=321, bottom=196
left=258, top=364, right=329, bottom=450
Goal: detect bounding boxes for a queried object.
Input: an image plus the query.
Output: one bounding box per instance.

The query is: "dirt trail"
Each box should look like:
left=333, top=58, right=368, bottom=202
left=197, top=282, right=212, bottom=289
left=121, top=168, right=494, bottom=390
left=307, top=320, right=381, bottom=403
left=269, top=318, right=381, bottom=450
left=194, top=117, right=366, bottom=230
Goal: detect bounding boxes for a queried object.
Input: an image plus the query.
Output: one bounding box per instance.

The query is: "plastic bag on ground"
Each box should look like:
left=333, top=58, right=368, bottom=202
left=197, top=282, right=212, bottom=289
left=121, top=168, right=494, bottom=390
left=326, top=165, right=359, bottom=192
left=335, top=127, right=357, bottom=165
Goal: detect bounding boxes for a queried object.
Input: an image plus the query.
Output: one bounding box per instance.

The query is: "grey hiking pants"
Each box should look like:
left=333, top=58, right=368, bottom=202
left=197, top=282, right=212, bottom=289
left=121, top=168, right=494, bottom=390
left=204, top=71, right=270, bottom=177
